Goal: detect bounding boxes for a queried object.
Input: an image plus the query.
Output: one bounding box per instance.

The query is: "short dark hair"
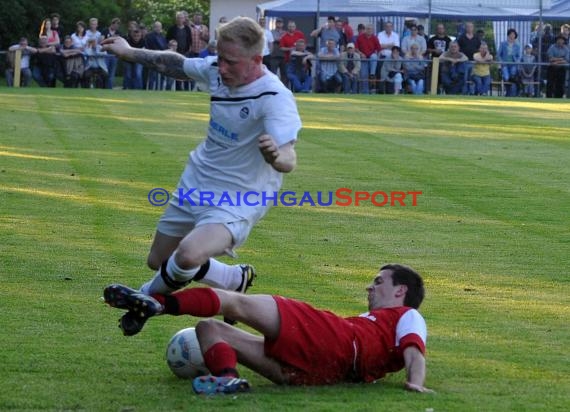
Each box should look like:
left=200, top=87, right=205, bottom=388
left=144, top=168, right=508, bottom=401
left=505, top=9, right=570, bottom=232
left=507, top=28, right=518, bottom=39
left=381, top=264, right=425, bottom=309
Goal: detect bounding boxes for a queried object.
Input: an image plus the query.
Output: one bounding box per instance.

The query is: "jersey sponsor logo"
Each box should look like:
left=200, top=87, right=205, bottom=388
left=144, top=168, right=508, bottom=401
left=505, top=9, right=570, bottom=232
left=209, top=119, right=239, bottom=142
left=239, top=106, right=250, bottom=119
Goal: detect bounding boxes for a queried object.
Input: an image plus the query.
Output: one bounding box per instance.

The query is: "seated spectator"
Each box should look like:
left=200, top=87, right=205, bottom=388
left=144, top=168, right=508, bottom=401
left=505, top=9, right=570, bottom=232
left=58, top=35, right=84, bottom=88
left=286, top=39, right=314, bottom=93
left=471, top=43, right=493, bottom=96
left=497, top=28, right=521, bottom=97
left=317, top=39, right=342, bottom=93
left=82, top=38, right=108, bottom=88
left=439, top=41, right=468, bottom=95
left=519, top=44, right=537, bottom=97
left=72, top=21, right=89, bottom=51
left=39, top=18, right=61, bottom=47
left=5, top=37, right=37, bottom=87
left=380, top=46, right=404, bottom=94
left=199, top=40, right=217, bottom=58
left=32, top=36, right=58, bottom=87
left=338, top=42, right=361, bottom=94
left=404, top=44, right=427, bottom=95
left=546, top=35, right=570, bottom=98
left=356, top=23, right=381, bottom=94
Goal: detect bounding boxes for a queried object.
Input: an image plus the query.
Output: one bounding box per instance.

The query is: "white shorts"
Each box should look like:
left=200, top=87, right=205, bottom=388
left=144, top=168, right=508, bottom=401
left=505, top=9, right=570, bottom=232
left=156, top=203, right=255, bottom=249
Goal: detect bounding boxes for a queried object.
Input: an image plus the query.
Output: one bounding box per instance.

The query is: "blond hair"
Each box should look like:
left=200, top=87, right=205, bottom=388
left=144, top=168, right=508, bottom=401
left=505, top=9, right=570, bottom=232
left=216, top=16, right=264, bottom=57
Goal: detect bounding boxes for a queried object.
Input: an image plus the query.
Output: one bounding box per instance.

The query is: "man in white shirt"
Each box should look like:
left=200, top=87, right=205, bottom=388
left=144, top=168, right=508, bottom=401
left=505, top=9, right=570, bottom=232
left=377, top=21, right=400, bottom=59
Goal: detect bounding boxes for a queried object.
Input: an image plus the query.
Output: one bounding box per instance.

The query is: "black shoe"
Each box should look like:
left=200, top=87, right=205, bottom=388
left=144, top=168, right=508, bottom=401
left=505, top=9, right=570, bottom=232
left=104, top=284, right=163, bottom=336
left=224, top=265, right=256, bottom=325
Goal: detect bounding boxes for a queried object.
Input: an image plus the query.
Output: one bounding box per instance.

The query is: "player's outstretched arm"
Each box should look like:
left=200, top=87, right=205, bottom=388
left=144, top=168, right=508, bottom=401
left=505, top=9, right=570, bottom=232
left=258, top=135, right=297, bottom=173
left=403, top=346, right=434, bottom=393
left=101, top=36, right=188, bottom=80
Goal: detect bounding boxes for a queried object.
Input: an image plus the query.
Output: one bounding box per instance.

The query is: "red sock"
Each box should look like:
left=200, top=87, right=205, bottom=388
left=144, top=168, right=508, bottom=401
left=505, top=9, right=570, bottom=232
left=203, top=342, right=238, bottom=378
left=151, top=288, right=220, bottom=317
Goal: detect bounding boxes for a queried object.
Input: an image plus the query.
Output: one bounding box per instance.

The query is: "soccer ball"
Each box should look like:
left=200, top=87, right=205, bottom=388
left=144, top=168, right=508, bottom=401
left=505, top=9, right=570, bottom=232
left=165, top=327, right=209, bottom=379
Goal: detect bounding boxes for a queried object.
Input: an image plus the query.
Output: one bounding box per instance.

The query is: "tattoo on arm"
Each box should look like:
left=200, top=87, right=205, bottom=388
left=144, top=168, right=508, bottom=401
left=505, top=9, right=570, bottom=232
left=132, top=49, right=188, bottom=79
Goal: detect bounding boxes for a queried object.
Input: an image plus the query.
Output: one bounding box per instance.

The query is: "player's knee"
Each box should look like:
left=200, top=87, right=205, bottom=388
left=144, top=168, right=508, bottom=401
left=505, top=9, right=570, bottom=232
left=173, top=245, right=209, bottom=269
left=195, top=319, right=228, bottom=347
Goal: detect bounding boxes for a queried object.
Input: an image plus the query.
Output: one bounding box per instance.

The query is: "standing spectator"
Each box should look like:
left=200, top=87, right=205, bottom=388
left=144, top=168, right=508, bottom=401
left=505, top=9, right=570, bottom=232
left=145, top=21, right=168, bottom=90
left=310, top=16, right=340, bottom=49
left=497, top=28, right=522, bottom=97
left=334, top=19, right=348, bottom=51
left=166, top=11, right=192, bottom=90
left=532, top=23, right=555, bottom=64
left=559, top=24, right=569, bottom=45
left=39, top=18, right=60, bottom=47
left=339, top=42, right=361, bottom=94
left=287, top=39, right=314, bottom=93
left=439, top=41, right=468, bottom=95
left=270, top=17, right=287, bottom=82
left=355, top=23, right=381, bottom=94
left=457, top=22, right=481, bottom=95
left=189, top=11, right=209, bottom=57
left=164, top=39, right=179, bottom=91
left=427, top=24, right=452, bottom=58
left=519, top=44, right=538, bottom=97
left=341, top=17, right=354, bottom=43
left=32, top=35, right=58, bottom=87
left=72, top=21, right=88, bottom=51
left=85, top=17, right=102, bottom=44
left=417, top=25, right=429, bottom=45
left=5, top=37, right=36, bottom=87
left=404, top=43, right=427, bottom=95
left=380, top=46, right=404, bottom=94
left=471, top=43, right=493, bottom=96
left=378, top=21, right=400, bottom=60
left=545, top=35, right=569, bottom=98
left=258, top=16, right=274, bottom=69
left=101, top=17, right=123, bottom=89
left=401, top=24, right=427, bottom=56
left=58, top=35, right=84, bottom=88
left=317, top=39, right=342, bottom=93
left=82, top=38, right=108, bottom=88
left=50, top=13, right=64, bottom=42
left=123, top=28, right=145, bottom=90
left=279, top=21, right=306, bottom=64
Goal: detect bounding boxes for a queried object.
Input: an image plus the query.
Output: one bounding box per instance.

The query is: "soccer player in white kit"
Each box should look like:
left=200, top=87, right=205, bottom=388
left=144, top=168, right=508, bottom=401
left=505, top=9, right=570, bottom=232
left=102, top=17, right=301, bottom=335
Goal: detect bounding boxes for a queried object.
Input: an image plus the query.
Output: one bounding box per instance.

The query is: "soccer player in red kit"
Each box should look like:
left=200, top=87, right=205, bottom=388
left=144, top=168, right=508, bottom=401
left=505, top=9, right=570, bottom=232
left=104, top=264, right=432, bottom=395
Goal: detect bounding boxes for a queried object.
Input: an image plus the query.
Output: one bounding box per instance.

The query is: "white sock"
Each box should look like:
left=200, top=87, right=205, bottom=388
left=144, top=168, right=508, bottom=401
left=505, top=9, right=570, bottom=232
left=197, top=258, right=242, bottom=290
left=140, top=253, right=200, bottom=294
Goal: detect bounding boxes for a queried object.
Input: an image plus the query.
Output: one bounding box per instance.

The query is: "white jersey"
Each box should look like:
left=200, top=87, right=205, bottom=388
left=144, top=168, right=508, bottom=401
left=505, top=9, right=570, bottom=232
left=174, top=56, right=302, bottom=222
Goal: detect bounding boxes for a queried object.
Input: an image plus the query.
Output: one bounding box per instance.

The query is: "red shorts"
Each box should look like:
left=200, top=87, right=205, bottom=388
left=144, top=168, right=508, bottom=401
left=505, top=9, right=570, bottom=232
left=264, top=296, right=357, bottom=385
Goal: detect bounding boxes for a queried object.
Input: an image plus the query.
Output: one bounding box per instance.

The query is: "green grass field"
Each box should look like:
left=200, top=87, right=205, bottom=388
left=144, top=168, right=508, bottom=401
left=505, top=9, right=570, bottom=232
left=1, top=88, right=569, bottom=412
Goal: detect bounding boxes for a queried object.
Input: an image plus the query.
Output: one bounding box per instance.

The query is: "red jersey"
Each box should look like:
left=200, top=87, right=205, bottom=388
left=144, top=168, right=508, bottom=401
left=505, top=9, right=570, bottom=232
left=279, top=30, right=306, bottom=62
left=356, top=33, right=381, bottom=57
left=265, top=296, right=427, bottom=385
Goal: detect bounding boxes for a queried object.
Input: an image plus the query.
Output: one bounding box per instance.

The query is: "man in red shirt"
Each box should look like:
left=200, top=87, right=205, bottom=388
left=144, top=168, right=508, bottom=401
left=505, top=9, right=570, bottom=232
left=279, top=20, right=306, bottom=63
left=355, top=23, right=381, bottom=93
left=105, top=264, right=431, bottom=395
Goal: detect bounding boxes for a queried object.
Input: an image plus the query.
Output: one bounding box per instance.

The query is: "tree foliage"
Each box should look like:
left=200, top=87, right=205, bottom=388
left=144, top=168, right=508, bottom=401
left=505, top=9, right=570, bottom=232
left=0, top=0, right=209, bottom=49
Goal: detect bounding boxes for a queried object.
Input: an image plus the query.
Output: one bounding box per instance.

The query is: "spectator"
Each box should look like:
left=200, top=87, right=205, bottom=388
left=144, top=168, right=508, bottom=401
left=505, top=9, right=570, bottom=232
left=339, top=42, right=361, bottom=94
left=519, top=44, right=538, bottom=97
left=145, top=21, right=168, bottom=90
left=401, top=24, right=427, bottom=56
left=404, top=43, right=427, bottom=95
left=317, top=39, right=342, bottom=93
left=5, top=37, right=36, bottom=87
left=439, top=41, right=468, bottom=95
left=427, top=24, right=452, bottom=58
left=58, top=35, right=84, bottom=88
left=164, top=39, right=179, bottom=91
left=50, top=13, right=64, bottom=42
left=123, top=28, right=145, bottom=90
left=417, top=25, right=429, bottom=45
left=101, top=17, right=123, bottom=89
left=71, top=21, right=88, bottom=51
left=378, top=21, right=400, bottom=60
left=199, top=39, right=217, bottom=58
left=380, top=46, right=404, bottom=94
left=355, top=23, right=381, bottom=94
left=310, top=16, right=341, bottom=49
left=532, top=23, right=554, bottom=65
left=85, top=17, right=102, bottom=44
left=166, top=11, right=193, bottom=90
left=334, top=18, right=348, bottom=51
left=286, top=39, right=313, bottom=93
left=189, top=11, right=209, bottom=57
left=82, top=38, right=108, bottom=88
left=545, top=35, right=569, bottom=98
left=32, top=35, right=58, bottom=87
left=270, top=17, right=287, bottom=82
left=258, top=17, right=274, bottom=69
left=560, top=24, right=569, bottom=45
left=279, top=21, right=306, bottom=64
left=341, top=17, right=355, bottom=43
left=39, top=18, right=60, bottom=47
left=497, top=28, right=522, bottom=97
left=457, top=22, right=481, bottom=60
left=471, top=43, right=493, bottom=96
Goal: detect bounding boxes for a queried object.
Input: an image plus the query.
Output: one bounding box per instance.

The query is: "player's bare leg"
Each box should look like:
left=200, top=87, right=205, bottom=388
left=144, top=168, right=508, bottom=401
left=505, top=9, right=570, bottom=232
left=147, top=230, right=182, bottom=270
